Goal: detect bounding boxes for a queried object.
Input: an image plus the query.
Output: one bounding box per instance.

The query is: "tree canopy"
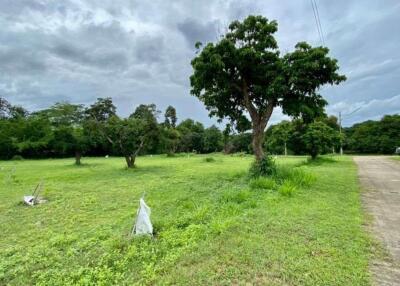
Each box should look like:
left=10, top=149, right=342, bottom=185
left=190, top=15, right=346, bottom=161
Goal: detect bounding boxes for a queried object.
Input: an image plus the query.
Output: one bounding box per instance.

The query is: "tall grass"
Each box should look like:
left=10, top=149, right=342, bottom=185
left=248, top=164, right=316, bottom=196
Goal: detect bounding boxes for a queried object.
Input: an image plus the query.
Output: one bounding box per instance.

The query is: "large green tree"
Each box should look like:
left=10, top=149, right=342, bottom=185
left=190, top=15, right=345, bottom=161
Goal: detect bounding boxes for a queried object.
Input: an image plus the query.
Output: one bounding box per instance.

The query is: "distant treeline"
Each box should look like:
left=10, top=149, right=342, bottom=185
left=266, top=114, right=400, bottom=155
left=0, top=97, right=399, bottom=161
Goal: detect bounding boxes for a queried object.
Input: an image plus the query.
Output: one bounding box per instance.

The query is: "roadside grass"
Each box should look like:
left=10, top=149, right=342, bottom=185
left=0, top=155, right=371, bottom=285
left=391, top=156, right=400, bottom=161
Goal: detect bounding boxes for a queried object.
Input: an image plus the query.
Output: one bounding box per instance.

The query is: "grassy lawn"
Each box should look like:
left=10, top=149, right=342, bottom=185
left=391, top=156, right=400, bottom=161
left=0, top=154, right=371, bottom=285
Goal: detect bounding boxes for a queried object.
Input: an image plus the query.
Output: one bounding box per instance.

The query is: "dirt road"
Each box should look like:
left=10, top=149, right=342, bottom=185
left=354, top=156, right=400, bottom=285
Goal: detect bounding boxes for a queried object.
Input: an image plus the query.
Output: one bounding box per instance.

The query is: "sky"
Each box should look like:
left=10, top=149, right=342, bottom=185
left=0, top=0, right=399, bottom=127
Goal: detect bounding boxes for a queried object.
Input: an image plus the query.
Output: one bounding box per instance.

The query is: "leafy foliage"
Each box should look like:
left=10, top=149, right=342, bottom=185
left=249, top=155, right=276, bottom=177
left=345, top=114, right=400, bottom=154
left=302, top=121, right=336, bottom=159
left=104, top=116, right=147, bottom=168
left=190, top=15, right=345, bottom=160
left=164, top=105, right=177, bottom=128
left=85, top=97, right=116, bottom=122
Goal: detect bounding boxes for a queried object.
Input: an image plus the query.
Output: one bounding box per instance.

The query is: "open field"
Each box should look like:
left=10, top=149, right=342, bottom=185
left=0, top=155, right=372, bottom=285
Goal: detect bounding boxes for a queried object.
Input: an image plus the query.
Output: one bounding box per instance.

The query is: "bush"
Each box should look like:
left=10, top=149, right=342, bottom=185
left=249, top=177, right=276, bottom=190
left=278, top=180, right=297, bottom=197
left=11, top=155, right=24, bottom=160
left=204, top=157, right=215, bottom=163
left=249, top=155, right=276, bottom=177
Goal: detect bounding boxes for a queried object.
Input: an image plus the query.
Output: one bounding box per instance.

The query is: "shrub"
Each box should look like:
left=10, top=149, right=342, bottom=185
left=249, top=177, right=276, bottom=190
left=204, top=157, right=215, bottom=162
left=11, top=155, right=24, bottom=161
left=278, top=180, right=297, bottom=197
left=249, top=155, right=276, bottom=177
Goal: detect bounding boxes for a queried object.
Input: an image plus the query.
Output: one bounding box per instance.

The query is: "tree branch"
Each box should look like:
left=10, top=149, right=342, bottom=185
left=92, top=114, right=114, bottom=144
left=133, top=138, right=145, bottom=157
left=242, top=79, right=258, bottom=120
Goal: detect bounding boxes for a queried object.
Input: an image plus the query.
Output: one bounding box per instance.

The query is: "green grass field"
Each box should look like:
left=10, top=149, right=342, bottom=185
left=0, top=155, right=372, bottom=285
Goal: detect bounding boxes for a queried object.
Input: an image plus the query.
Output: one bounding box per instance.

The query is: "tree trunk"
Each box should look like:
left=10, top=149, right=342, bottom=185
left=311, top=150, right=318, bottom=160
left=124, top=139, right=144, bottom=168
left=241, top=79, right=274, bottom=162
left=125, top=155, right=135, bottom=168
left=75, top=151, right=81, bottom=165
left=252, top=120, right=266, bottom=162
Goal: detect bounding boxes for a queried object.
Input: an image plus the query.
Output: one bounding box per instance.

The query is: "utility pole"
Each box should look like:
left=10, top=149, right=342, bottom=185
left=339, top=111, right=343, bottom=155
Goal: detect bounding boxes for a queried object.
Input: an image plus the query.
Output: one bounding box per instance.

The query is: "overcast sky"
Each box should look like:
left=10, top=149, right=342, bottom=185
left=1, top=0, right=399, bottom=127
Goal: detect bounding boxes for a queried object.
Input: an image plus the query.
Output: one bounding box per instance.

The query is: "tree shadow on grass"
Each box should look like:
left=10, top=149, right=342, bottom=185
left=304, top=156, right=338, bottom=166
left=121, top=165, right=169, bottom=175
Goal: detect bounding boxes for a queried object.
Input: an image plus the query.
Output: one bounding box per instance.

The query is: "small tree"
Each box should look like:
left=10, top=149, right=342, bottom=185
left=130, top=104, right=160, bottom=154
left=104, top=116, right=146, bottom=168
left=302, top=121, right=336, bottom=159
left=190, top=15, right=345, bottom=162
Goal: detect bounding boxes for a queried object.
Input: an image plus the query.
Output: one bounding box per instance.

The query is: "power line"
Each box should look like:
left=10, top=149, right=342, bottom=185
left=313, top=0, right=325, bottom=45
left=342, top=106, right=362, bottom=119
left=310, top=0, right=325, bottom=46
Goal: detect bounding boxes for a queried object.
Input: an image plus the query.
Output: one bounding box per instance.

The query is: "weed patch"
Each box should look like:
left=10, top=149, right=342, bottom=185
left=204, top=157, right=216, bottom=163
left=249, top=177, right=276, bottom=190
left=278, top=180, right=297, bottom=197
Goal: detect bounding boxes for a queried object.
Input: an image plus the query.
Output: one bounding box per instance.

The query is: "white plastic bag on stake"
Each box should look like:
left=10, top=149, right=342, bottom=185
left=132, top=198, right=153, bottom=236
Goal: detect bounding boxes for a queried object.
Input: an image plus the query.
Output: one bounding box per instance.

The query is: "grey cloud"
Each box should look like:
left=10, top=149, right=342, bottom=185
left=177, top=18, right=219, bottom=47
left=0, top=47, right=47, bottom=74
left=0, top=0, right=399, bottom=126
left=51, top=42, right=128, bottom=70
left=135, top=35, right=165, bottom=64
left=328, top=94, right=400, bottom=126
